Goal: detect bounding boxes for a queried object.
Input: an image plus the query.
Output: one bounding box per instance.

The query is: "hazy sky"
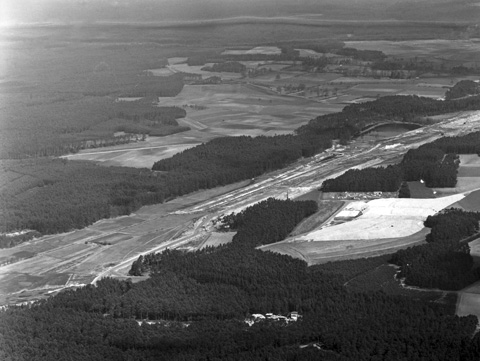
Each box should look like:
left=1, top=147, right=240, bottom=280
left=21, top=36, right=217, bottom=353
left=1, top=0, right=477, bottom=26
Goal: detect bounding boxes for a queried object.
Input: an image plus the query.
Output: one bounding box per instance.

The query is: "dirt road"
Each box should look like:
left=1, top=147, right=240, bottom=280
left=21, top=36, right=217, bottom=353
left=1, top=111, right=479, bottom=305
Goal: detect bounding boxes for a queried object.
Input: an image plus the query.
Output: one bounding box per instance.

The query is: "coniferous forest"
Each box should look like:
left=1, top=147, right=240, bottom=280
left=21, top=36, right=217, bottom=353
left=2, top=198, right=480, bottom=360
left=321, top=130, right=480, bottom=192
left=445, top=80, right=480, bottom=100
left=390, top=209, right=480, bottom=290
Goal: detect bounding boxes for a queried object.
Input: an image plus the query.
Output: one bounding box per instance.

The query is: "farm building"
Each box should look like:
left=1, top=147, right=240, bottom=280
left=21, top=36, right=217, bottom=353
left=288, top=311, right=300, bottom=321
left=334, top=201, right=367, bottom=220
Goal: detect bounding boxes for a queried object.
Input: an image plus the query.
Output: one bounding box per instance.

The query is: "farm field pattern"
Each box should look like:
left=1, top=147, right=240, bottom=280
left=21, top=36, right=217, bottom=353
left=64, top=52, right=466, bottom=168
left=2, top=110, right=480, bottom=305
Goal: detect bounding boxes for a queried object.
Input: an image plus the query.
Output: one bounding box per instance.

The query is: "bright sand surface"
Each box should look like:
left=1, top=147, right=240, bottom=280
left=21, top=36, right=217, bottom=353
left=297, top=194, right=465, bottom=241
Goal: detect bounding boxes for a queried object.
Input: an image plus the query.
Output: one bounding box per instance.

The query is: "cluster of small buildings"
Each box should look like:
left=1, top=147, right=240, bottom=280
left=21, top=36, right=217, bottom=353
left=328, top=191, right=395, bottom=200
left=245, top=311, right=301, bottom=326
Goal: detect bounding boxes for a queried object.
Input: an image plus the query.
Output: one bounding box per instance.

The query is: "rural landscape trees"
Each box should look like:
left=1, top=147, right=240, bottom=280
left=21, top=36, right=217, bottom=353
left=445, top=80, right=480, bottom=100
left=2, top=8, right=480, bottom=359
left=3, top=198, right=480, bottom=360
left=298, top=94, right=480, bottom=141
left=3, top=99, right=480, bottom=247
left=321, top=131, right=480, bottom=193
left=391, top=209, right=480, bottom=290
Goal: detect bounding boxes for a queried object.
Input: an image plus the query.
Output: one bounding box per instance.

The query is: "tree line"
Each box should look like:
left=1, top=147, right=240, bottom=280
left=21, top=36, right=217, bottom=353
left=321, top=130, right=480, bottom=193
left=297, top=94, right=480, bottom=142
left=445, top=80, right=480, bottom=100
left=390, top=208, right=480, bottom=290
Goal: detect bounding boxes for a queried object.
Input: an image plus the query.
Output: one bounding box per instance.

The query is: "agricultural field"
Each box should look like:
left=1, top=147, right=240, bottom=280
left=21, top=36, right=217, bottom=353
left=65, top=72, right=465, bottom=168
left=457, top=154, right=480, bottom=177
left=454, top=190, right=480, bottom=212
left=53, top=37, right=479, bottom=169
left=435, top=154, right=480, bottom=196
left=457, top=237, right=480, bottom=319
left=407, top=181, right=436, bottom=198
left=66, top=83, right=331, bottom=167
left=222, top=46, right=282, bottom=55
left=348, top=82, right=447, bottom=99
left=456, top=289, right=480, bottom=319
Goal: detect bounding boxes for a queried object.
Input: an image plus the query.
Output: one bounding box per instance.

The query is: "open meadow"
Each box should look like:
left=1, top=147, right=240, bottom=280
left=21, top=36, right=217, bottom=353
left=435, top=153, right=480, bottom=197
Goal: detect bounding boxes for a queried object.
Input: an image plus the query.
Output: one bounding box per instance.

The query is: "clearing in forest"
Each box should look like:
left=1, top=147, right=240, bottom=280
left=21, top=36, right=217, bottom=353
left=261, top=228, right=430, bottom=265
left=296, top=195, right=464, bottom=241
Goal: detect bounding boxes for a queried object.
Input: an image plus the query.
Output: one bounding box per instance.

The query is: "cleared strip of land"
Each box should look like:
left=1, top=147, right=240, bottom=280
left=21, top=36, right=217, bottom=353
left=295, top=195, right=464, bottom=242
left=199, top=232, right=235, bottom=250
left=261, top=228, right=430, bottom=265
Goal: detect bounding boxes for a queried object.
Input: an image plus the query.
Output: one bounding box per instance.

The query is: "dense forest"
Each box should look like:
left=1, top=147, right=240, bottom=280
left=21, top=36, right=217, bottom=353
left=390, top=209, right=480, bottom=290
left=152, top=134, right=331, bottom=178
left=297, top=94, right=480, bottom=141
left=2, top=198, right=480, bottom=360
left=1, top=94, right=189, bottom=159
left=445, top=80, right=480, bottom=100
left=321, top=131, right=480, bottom=192
left=321, top=165, right=403, bottom=192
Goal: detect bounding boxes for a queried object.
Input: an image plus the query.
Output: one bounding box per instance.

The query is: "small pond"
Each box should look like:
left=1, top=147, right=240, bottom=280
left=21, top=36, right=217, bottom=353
left=359, top=123, right=421, bottom=141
